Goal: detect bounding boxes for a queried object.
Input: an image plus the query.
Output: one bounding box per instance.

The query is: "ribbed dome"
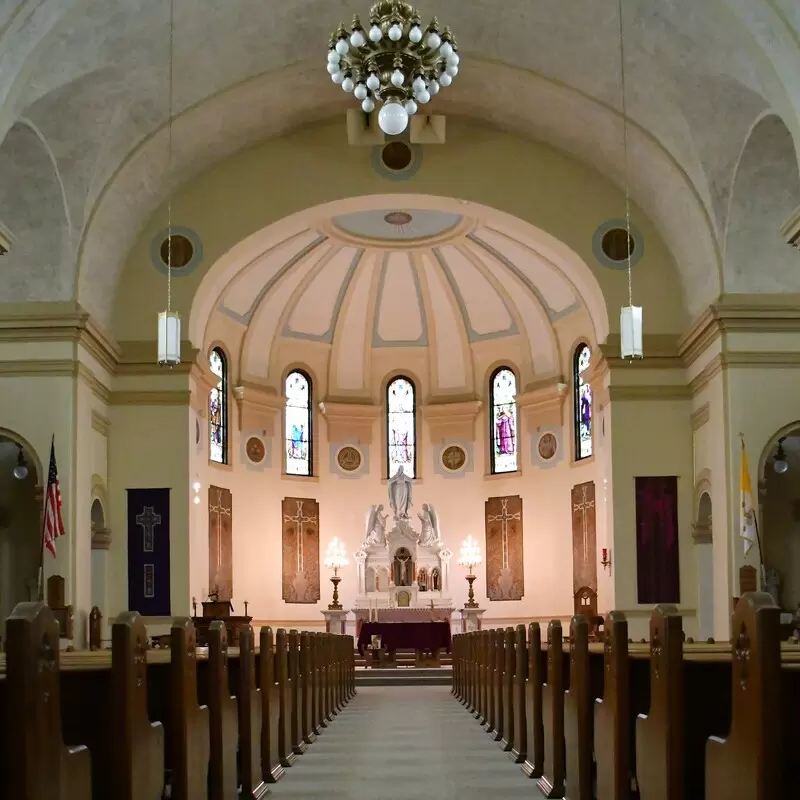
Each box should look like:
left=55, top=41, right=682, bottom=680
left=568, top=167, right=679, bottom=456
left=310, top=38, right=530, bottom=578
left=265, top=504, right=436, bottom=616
left=197, top=199, right=605, bottom=393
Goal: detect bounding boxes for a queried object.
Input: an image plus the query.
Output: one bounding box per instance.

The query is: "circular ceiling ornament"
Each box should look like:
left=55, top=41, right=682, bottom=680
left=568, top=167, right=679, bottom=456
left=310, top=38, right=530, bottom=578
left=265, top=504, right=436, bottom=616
left=245, top=436, right=266, bottom=464
left=537, top=432, right=558, bottom=461
left=150, top=226, right=203, bottom=276
left=384, top=210, right=413, bottom=226
left=441, top=444, right=467, bottom=472
left=592, top=220, right=644, bottom=271
left=327, top=2, right=460, bottom=135
left=337, top=445, right=363, bottom=472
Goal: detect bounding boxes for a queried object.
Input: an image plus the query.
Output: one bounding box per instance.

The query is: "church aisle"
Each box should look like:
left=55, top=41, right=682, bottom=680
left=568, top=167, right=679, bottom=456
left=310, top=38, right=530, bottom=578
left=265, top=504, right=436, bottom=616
left=270, top=685, right=544, bottom=799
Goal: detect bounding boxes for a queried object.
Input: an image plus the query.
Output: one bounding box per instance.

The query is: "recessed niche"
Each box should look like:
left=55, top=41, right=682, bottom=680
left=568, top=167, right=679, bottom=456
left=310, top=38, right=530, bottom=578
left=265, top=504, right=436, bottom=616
left=371, top=141, right=422, bottom=181
left=150, top=226, right=203, bottom=276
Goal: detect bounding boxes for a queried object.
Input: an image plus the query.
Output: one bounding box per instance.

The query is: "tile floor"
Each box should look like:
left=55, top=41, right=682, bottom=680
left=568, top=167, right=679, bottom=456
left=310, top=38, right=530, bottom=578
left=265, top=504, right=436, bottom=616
left=269, top=685, right=545, bottom=799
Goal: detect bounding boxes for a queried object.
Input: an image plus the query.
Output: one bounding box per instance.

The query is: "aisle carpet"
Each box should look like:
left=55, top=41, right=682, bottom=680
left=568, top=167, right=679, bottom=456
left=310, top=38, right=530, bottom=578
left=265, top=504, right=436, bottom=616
left=269, top=685, right=545, bottom=799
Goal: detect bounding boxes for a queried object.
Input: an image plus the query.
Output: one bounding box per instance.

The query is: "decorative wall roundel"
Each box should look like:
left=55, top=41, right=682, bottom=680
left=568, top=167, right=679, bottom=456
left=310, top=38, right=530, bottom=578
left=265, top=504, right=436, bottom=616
left=441, top=445, right=467, bottom=472
left=337, top=446, right=362, bottom=472
left=537, top=433, right=558, bottom=461
left=245, top=436, right=266, bottom=464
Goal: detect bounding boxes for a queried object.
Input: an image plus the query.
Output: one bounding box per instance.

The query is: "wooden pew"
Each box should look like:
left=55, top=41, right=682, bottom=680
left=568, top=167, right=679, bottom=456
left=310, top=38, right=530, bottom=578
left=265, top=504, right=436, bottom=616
left=511, top=624, right=527, bottom=764
left=705, top=592, right=781, bottom=799
left=310, top=634, right=323, bottom=735
left=500, top=627, right=515, bottom=752
left=485, top=628, right=499, bottom=736
left=237, top=624, right=270, bottom=799
left=111, top=612, right=164, bottom=799
left=564, top=616, right=592, bottom=800
left=479, top=630, right=490, bottom=725
left=288, top=630, right=307, bottom=756
left=300, top=631, right=316, bottom=746
left=1, top=602, right=92, bottom=800
left=594, top=611, right=630, bottom=800
left=168, top=618, right=210, bottom=800
left=522, top=621, right=544, bottom=779
left=206, top=620, right=238, bottom=799
left=538, top=619, right=566, bottom=798
left=258, top=625, right=285, bottom=783
left=275, top=628, right=296, bottom=768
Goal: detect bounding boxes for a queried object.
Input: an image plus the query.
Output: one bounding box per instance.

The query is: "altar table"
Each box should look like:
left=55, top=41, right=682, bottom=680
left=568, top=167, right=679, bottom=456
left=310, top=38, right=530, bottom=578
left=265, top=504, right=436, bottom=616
left=357, top=621, right=452, bottom=656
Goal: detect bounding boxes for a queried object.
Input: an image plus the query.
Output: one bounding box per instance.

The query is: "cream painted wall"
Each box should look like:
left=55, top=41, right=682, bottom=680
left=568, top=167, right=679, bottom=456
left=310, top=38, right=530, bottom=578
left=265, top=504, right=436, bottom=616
left=608, top=394, right=697, bottom=640
left=113, top=120, right=687, bottom=344
left=188, top=378, right=607, bottom=627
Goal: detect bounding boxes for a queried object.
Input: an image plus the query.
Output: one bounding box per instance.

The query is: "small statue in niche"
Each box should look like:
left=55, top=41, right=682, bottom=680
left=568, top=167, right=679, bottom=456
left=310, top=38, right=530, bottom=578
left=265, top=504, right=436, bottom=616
left=417, top=567, right=428, bottom=591
left=431, top=567, right=441, bottom=592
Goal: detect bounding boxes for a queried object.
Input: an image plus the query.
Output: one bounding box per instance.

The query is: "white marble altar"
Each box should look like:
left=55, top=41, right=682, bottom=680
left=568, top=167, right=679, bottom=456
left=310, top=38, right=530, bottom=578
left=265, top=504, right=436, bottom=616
left=354, top=469, right=454, bottom=612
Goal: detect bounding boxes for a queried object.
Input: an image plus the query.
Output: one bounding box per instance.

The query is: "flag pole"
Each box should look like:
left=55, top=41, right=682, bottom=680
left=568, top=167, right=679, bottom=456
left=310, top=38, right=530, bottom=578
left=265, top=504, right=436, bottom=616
left=37, top=434, right=54, bottom=602
left=740, top=433, right=766, bottom=582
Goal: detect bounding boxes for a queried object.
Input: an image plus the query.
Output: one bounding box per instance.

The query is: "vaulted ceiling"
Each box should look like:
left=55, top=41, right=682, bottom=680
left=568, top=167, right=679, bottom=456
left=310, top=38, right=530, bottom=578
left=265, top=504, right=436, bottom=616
left=1, top=0, right=800, bottom=331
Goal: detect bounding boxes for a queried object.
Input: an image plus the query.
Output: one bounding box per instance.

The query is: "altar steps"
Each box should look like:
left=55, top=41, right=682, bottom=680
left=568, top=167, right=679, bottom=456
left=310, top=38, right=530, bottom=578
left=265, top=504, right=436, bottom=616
left=355, top=667, right=453, bottom=687
left=353, top=648, right=453, bottom=669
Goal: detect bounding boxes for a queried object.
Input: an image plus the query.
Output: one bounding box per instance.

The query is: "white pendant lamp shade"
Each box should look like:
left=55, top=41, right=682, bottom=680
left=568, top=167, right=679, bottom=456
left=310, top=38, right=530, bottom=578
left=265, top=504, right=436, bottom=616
left=158, top=310, right=181, bottom=365
left=378, top=101, right=409, bottom=135
left=620, top=305, right=643, bottom=359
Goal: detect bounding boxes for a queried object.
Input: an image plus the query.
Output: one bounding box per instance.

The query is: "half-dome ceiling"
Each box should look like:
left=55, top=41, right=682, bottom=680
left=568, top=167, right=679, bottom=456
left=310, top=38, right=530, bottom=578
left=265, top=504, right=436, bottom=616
left=206, top=204, right=599, bottom=392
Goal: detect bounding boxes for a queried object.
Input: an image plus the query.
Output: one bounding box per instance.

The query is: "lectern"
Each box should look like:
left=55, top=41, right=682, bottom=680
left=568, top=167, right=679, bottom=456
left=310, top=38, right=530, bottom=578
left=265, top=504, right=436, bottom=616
left=192, top=598, right=252, bottom=647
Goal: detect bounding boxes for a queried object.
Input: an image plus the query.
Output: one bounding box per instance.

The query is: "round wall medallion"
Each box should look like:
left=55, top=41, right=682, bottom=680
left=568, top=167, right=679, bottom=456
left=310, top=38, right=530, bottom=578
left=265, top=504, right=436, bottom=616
left=538, top=433, right=558, bottom=461
left=592, top=220, right=644, bottom=270
left=441, top=444, right=467, bottom=472
left=245, top=436, right=266, bottom=464
left=337, top=446, right=362, bottom=472
left=150, top=226, right=203, bottom=276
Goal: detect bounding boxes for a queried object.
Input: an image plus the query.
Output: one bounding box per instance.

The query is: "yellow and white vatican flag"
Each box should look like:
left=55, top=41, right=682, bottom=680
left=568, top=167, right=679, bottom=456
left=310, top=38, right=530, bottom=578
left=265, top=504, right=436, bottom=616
left=740, top=438, right=758, bottom=557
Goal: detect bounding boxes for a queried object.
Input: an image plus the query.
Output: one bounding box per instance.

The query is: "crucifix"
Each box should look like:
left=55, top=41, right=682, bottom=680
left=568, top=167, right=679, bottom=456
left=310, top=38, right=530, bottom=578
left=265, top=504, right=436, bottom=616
left=136, top=506, right=161, bottom=553
left=283, top=500, right=318, bottom=578
left=487, top=498, right=521, bottom=570
left=572, top=485, right=595, bottom=562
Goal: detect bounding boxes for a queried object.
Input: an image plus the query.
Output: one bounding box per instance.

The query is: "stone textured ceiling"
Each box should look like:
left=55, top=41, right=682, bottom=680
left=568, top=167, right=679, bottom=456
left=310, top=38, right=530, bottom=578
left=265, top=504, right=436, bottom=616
left=1, top=1, right=800, bottom=331
left=201, top=206, right=599, bottom=390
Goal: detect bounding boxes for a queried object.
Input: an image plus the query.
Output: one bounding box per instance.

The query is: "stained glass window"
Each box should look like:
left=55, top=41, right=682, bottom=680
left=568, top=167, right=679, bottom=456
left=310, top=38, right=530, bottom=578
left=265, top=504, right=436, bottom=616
left=387, top=376, right=416, bottom=479
left=285, top=370, right=312, bottom=476
left=209, top=348, right=228, bottom=464
left=490, top=367, right=518, bottom=474
left=574, top=344, right=593, bottom=460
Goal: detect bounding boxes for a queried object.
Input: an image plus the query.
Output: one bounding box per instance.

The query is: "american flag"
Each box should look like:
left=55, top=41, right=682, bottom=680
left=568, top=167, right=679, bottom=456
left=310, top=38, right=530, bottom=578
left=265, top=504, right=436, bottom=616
left=43, top=436, right=66, bottom=557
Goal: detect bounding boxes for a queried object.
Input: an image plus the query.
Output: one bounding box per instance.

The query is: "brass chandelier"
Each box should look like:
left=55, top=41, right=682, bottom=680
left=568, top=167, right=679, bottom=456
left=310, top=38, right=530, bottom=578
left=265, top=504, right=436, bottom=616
left=327, top=1, right=459, bottom=136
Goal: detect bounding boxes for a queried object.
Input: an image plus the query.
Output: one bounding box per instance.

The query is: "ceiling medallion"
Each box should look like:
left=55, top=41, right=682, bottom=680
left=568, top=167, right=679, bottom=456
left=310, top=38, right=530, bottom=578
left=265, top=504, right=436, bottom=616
left=384, top=210, right=413, bottom=226
left=327, top=2, right=460, bottom=136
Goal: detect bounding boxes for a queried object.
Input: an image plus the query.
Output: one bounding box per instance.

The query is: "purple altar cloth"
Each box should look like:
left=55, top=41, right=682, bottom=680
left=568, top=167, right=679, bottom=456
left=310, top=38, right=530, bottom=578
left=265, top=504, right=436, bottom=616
left=357, top=621, right=452, bottom=655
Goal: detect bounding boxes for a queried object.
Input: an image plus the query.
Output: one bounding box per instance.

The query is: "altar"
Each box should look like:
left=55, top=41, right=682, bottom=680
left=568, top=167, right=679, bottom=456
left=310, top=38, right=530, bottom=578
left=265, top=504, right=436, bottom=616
left=352, top=466, right=455, bottom=623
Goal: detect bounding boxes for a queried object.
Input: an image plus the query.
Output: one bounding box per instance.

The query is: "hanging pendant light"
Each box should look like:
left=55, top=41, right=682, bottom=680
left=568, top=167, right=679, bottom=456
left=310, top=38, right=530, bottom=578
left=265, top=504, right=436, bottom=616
left=617, top=0, right=643, bottom=361
left=157, top=0, right=180, bottom=366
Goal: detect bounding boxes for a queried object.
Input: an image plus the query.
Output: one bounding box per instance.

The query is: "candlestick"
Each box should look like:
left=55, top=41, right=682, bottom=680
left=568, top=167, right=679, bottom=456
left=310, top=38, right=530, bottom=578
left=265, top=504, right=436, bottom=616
left=244, top=600, right=249, bottom=617
left=601, top=547, right=612, bottom=574
left=192, top=596, right=197, bottom=616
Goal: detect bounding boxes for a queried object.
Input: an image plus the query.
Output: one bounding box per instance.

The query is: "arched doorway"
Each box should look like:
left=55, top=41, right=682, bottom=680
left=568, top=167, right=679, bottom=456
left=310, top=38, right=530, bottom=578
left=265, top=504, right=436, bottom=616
left=760, top=426, right=800, bottom=613
left=693, top=486, right=714, bottom=640
left=90, top=495, right=111, bottom=620
left=0, top=432, right=41, bottom=635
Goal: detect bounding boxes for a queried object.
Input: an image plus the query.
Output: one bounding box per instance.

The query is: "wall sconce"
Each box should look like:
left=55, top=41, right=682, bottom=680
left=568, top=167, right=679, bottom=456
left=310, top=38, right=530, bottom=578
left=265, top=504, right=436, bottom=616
left=192, top=478, right=202, bottom=505
left=601, top=547, right=612, bottom=574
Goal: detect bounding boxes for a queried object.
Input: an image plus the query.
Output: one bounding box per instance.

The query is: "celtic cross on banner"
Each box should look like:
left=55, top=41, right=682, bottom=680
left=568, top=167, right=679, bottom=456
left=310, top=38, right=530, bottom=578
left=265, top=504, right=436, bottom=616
left=572, top=485, right=595, bottom=562
left=283, top=500, right=318, bottom=575
left=136, top=506, right=161, bottom=553
left=487, top=498, right=521, bottom=570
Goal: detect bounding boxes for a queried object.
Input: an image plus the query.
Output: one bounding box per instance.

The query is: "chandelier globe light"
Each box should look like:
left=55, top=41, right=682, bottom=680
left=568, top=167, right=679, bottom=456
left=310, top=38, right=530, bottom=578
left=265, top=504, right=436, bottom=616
left=327, top=1, right=459, bottom=135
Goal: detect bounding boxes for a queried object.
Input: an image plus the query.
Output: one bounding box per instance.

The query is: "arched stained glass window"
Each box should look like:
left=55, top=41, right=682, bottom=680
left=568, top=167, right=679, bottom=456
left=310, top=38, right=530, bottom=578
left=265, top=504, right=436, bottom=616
left=387, top=376, right=416, bottom=479
left=209, top=348, right=228, bottom=464
left=285, top=370, right=312, bottom=476
left=574, top=344, right=593, bottom=460
left=490, top=367, right=518, bottom=474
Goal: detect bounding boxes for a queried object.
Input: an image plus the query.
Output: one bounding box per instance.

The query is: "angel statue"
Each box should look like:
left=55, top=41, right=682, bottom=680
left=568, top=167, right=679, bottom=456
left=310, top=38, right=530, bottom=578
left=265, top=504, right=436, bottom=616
left=365, top=504, right=388, bottom=547
left=418, top=503, right=441, bottom=547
